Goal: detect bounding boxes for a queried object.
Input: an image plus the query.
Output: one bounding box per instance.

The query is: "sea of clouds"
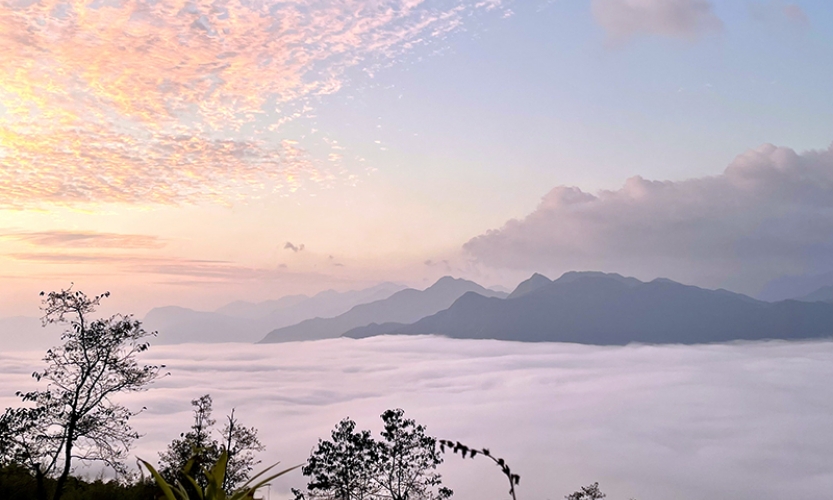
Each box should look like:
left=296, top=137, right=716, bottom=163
left=2, top=336, right=832, bottom=499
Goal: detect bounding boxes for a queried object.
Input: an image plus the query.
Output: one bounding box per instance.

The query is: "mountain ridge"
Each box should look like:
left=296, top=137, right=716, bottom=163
left=344, top=272, right=833, bottom=344
left=795, top=285, right=833, bottom=303
left=258, top=276, right=507, bottom=343
left=142, top=282, right=406, bottom=344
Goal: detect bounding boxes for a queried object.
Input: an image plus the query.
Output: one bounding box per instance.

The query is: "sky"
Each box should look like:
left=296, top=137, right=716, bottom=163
left=2, top=0, right=833, bottom=316
left=3, top=336, right=831, bottom=500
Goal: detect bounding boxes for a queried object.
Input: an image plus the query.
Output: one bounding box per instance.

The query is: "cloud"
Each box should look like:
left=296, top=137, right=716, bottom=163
left=783, top=3, right=809, bottom=24
left=5, top=253, right=141, bottom=264
left=749, top=2, right=809, bottom=26
left=5, top=251, right=330, bottom=283
left=284, top=242, right=305, bottom=253
left=0, top=0, right=507, bottom=208
left=131, top=261, right=286, bottom=281
left=1, top=230, right=165, bottom=249
left=1, top=337, right=830, bottom=499
left=591, top=0, right=722, bottom=41
left=464, top=143, right=833, bottom=293
left=424, top=259, right=452, bottom=273
left=0, top=136, right=323, bottom=207
left=7, top=253, right=216, bottom=264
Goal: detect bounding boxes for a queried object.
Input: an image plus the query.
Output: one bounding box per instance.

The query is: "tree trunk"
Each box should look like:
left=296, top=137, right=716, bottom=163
left=51, top=417, right=76, bottom=500
left=34, top=463, right=47, bottom=500
left=223, top=410, right=235, bottom=492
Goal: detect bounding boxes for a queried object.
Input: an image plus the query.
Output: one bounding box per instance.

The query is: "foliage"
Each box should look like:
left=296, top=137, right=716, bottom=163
left=0, top=463, right=158, bottom=500
left=220, top=409, right=265, bottom=493
left=159, top=394, right=264, bottom=495
left=376, top=409, right=451, bottom=500
left=565, top=482, right=606, bottom=500
left=159, top=395, right=221, bottom=490
left=295, top=409, right=451, bottom=500
left=141, top=450, right=299, bottom=500
left=438, top=440, right=519, bottom=500
left=297, top=417, right=380, bottom=500
left=0, top=287, right=162, bottom=500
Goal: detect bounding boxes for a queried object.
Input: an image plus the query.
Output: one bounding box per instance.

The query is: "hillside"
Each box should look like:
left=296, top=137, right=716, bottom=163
left=258, top=276, right=507, bottom=343
left=345, top=273, right=833, bottom=344
left=142, top=282, right=405, bottom=344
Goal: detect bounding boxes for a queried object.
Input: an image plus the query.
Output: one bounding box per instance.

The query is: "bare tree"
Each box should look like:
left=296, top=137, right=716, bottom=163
left=0, top=287, right=161, bottom=500
left=221, top=408, right=264, bottom=493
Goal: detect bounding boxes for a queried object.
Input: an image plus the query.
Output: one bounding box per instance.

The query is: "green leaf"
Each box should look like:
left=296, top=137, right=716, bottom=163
left=139, top=458, right=183, bottom=500
left=184, top=473, right=205, bottom=500
left=203, top=450, right=229, bottom=500
left=236, top=463, right=302, bottom=497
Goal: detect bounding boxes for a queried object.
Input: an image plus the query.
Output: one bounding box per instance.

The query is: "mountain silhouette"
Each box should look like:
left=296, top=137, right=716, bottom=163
left=344, top=272, right=833, bottom=344
left=795, top=285, right=833, bottom=303
left=216, top=294, right=309, bottom=319
left=143, top=282, right=405, bottom=344
left=507, top=273, right=552, bottom=299
left=258, top=276, right=507, bottom=343
left=757, top=271, right=833, bottom=302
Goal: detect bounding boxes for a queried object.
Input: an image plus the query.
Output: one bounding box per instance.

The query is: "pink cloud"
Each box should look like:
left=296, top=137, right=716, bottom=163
left=0, top=0, right=507, bottom=208
left=591, top=0, right=722, bottom=41
left=2, top=230, right=166, bottom=249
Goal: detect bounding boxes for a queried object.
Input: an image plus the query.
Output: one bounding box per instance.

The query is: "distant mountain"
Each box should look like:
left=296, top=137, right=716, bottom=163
left=345, top=272, right=833, bottom=344
left=216, top=294, right=309, bottom=319
left=143, top=306, right=263, bottom=343
left=506, top=271, right=641, bottom=300
left=217, top=283, right=404, bottom=321
left=507, top=273, right=552, bottom=299
left=143, top=282, right=406, bottom=344
left=757, top=271, right=833, bottom=302
left=795, top=286, right=833, bottom=303
left=554, top=270, right=642, bottom=288
left=258, top=276, right=508, bottom=343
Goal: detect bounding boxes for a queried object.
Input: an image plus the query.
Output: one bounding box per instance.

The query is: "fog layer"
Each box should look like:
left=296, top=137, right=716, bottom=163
left=1, top=337, right=830, bottom=499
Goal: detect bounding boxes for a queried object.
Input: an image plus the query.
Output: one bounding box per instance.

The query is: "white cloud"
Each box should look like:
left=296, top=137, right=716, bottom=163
left=591, top=0, right=722, bottom=41
left=1, top=337, right=831, bottom=499
left=464, top=143, right=833, bottom=294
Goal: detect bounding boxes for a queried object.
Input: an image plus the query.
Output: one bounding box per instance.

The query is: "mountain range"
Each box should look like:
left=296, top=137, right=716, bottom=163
left=795, top=286, right=833, bottom=303
left=344, top=272, right=833, bottom=344
left=142, top=282, right=406, bottom=344
left=5, top=271, right=833, bottom=350
left=258, top=276, right=507, bottom=343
